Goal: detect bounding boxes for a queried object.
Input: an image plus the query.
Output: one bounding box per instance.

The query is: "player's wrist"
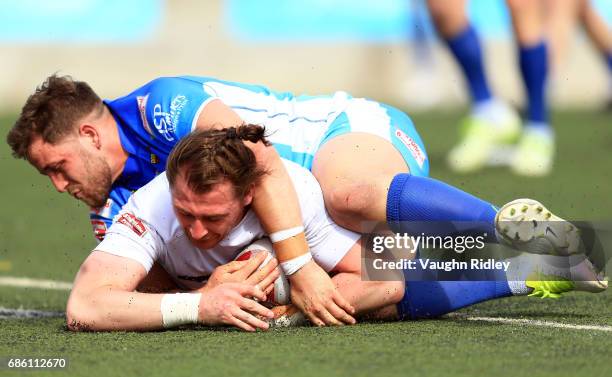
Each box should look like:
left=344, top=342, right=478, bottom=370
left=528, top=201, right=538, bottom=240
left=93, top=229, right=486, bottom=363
left=287, top=259, right=319, bottom=282
left=280, top=252, right=313, bottom=276
left=269, top=226, right=312, bottom=276
left=160, top=293, right=201, bottom=328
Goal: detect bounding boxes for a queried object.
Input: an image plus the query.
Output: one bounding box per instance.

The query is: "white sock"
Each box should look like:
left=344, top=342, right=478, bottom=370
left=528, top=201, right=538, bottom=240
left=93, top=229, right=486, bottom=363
left=504, top=253, right=572, bottom=295
left=523, top=123, right=554, bottom=139
left=472, top=99, right=515, bottom=127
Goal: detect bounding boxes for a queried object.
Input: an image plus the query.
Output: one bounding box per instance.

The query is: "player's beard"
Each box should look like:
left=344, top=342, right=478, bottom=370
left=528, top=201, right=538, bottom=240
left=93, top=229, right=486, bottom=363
left=78, top=148, right=113, bottom=208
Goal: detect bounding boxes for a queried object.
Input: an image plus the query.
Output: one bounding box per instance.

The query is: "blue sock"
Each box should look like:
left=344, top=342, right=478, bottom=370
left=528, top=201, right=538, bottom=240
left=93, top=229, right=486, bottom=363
left=446, top=24, right=492, bottom=104
left=519, top=41, right=549, bottom=125
left=397, top=278, right=512, bottom=319
left=397, top=263, right=512, bottom=320
left=386, top=174, right=498, bottom=242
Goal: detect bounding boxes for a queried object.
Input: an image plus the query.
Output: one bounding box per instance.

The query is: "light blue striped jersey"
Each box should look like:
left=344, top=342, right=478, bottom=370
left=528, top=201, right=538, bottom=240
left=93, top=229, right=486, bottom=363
left=90, top=76, right=353, bottom=241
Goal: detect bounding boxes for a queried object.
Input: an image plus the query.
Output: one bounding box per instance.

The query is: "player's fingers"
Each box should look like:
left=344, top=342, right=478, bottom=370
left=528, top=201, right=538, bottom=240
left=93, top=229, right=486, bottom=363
left=262, top=282, right=275, bottom=296
left=232, top=308, right=270, bottom=331
left=304, top=311, right=325, bottom=327
left=247, top=266, right=280, bottom=290
left=227, top=314, right=257, bottom=332
left=240, top=296, right=274, bottom=319
left=253, top=256, right=278, bottom=279
left=235, top=282, right=268, bottom=302
left=326, top=300, right=356, bottom=325
left=236, top=252, right=267, bottom=279
left=260, top=268, right=280, bottom=290
left=245, top=258, right=278, bottom=286
left=221, top=260, right=249, bottom=273
left=317, top=306, right=344, bottom=326
left=304, top=303, right=342, bottom=326
left=332, top=291, right=356, bottom=316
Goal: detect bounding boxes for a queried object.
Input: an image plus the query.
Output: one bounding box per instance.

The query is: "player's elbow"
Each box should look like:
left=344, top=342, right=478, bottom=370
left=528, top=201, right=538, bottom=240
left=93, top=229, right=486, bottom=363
left=65, top=292, right=97, bottom=332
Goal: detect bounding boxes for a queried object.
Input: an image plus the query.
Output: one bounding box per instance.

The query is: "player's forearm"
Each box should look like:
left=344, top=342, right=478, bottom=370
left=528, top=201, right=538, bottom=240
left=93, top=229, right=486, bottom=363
left=250, top=144, right=309, bottom=261
left=66, top=287, right=165, bottom=331
left=251, top=145, right=303, bottom=229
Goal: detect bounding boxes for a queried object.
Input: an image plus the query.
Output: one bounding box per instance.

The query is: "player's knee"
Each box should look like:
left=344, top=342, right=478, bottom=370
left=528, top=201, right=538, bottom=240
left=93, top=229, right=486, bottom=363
left=326, top=182, right=374, bottom=221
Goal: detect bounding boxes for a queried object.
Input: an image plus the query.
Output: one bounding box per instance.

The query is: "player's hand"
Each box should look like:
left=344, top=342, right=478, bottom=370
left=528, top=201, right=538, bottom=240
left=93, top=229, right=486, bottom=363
left=198, top=283, right=274, bottom=331
left=204, top=252, right=280, bottom=295
left=288, top=260, right=356, bottom=326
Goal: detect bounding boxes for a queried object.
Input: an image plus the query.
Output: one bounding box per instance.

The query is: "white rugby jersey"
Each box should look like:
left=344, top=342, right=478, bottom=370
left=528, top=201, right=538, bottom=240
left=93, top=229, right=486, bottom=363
left=95, top=160, right=360, bottom=290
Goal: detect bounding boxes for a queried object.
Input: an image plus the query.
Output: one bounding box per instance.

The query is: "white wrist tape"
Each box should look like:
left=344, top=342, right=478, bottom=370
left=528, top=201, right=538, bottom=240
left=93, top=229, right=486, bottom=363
left=269, top=226, right=304, bottom=243
left=280, top=252, right=313, bottom=276
left=160, top=293, right=201, bottom=328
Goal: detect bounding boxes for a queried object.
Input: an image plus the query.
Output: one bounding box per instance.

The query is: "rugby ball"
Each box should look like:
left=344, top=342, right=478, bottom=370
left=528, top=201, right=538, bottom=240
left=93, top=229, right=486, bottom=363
left=235, top=239, right=291, bottom=306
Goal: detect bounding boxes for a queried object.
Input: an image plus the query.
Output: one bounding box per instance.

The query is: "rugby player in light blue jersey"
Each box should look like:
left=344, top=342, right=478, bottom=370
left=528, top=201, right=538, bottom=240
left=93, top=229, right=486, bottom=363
left=7, top=74, right=584, bottom=326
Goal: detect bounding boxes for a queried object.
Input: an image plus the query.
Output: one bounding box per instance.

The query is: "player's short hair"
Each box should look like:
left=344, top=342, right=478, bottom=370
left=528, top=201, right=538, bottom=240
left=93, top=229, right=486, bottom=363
left=6, top=74, right=104, bottom=159
left=166, top=124, right=271, bottom=199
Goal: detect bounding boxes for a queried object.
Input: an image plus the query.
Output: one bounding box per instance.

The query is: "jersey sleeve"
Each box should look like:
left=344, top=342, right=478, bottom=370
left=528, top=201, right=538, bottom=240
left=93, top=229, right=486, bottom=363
left=94, top=211, right=165, bottom=272
left=142, top=77, right=215, bottom=144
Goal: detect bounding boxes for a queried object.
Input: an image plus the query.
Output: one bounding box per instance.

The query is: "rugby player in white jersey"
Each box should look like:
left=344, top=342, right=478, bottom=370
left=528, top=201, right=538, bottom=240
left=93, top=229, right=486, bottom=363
left=66, top=125, right=405, bottom=331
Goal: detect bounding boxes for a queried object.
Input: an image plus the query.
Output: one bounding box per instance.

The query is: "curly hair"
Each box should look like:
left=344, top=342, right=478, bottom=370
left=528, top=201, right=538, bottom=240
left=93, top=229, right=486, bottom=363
left=166, top=124, right=271, bottom=199
left=6, top=74, right=103, bottom=159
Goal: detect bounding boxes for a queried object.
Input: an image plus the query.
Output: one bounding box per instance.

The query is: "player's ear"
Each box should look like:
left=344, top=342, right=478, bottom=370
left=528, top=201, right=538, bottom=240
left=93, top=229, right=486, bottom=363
left=242, top=185, right=254, bottom=207
left=78, top=124, right=101, bottom=149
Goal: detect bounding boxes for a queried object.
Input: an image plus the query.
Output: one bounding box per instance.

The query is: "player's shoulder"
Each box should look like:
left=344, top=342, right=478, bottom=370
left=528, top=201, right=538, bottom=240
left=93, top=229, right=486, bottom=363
left=136, top=76, right=216, bottom=142
left=281, top=159, right=323, bottom=204
left=122, top=173, right=179, bottom=240
left=281, top=159, right=317, bottom=185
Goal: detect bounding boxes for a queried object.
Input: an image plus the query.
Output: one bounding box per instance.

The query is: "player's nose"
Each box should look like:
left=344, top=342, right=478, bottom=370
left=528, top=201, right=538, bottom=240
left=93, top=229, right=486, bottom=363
left=189, top=220, right=208, bottom=240
left=49, top=173, right=69, bottom=193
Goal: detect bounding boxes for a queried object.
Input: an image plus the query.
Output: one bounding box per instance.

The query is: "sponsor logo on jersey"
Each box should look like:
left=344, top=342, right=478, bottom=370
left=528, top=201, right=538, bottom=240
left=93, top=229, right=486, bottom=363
left=152, top=94, right=187, bottom=142
left=395, top=129, right=426, bottom=168
left=136, top=94, right=154, bottom=137
left=91, top=219, right=107, bottom=242
left=90, top=198, right=114, bottom=218
left=117, top=212, right=148, bottom=237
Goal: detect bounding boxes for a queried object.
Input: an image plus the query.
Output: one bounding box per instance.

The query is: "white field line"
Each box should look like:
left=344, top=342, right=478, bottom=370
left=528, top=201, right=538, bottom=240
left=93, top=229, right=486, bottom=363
left=0, top=276, right=72, bottom=291
left=0, top=307, right=65, bottom=319
left=455, top=315, right=612, bottom=332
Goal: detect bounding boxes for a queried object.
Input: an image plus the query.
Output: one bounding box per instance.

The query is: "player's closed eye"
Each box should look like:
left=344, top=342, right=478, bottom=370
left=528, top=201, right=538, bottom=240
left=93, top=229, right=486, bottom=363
left=41, top=162, right=63, bottom=175
left=177, top=211, right=194, bottom=219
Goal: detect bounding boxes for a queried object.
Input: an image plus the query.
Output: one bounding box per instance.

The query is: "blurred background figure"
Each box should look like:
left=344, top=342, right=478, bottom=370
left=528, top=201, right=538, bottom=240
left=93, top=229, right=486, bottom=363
left=546, top=0, right=612, bottom=110
left=505, top=0, right=553, bottom=177
left=427, top=0, right=611, bottom=177
left=426, top=0, right=553, bottom=176
left=426, top=0, right=521, bottom=175
left=403, top=0, right=443, bottom=110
